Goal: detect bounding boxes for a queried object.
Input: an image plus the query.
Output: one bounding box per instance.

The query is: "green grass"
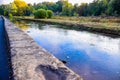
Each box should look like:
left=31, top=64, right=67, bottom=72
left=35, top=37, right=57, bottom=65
left=14, top=16, right=120, bottom=30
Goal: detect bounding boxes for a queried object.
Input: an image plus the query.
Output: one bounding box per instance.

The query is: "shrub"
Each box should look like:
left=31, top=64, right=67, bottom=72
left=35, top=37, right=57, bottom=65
left=8, top=13, right=13, bottom=18
left=33, top=11, right=38, bottom=18
left=34, top=9, right=47, bottom=19
left=47, top=10, right=54, bottom=18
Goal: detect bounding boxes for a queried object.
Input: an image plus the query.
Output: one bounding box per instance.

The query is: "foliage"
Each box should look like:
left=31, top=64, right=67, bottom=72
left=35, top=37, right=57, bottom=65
left=72, top=4, right=79, bottom=16
left=34, top=9, right=47, bottom=19
left=8, top=13, right=13, bottom=18
left=33, top=0, right=120, bottom=16
left=33, top=3, right=48, bottom=10
left=0, top=0, right=120, bottom=17
left=56, top=0, right=63, bottom=12
left=23, top=4, right=35, bottom=16
left=62, top=0, right=73, bottom=16
left=77, top=3, right=88, bottom=16
left=47, top=10, right=54, bottom=18
left=10, top=2, right=18, bottom=15
left=33, top=2, right=58, bottom=12
left=0, top=5, right=4, bottom=15
left=109, top=0, right=120, bottom=15
left=76, top=0, right=120, bottom=16
left=13, top=0, right=28, bottom=16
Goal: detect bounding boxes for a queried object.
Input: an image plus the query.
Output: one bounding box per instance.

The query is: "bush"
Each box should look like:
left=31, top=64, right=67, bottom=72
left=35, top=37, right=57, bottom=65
left=33, top=11, right=38, bottom=18
left=8, top=13, right=13, bottom=18
left=34, top=9, right=47, bottom=19
left=47, top=10, right=54, bottom=18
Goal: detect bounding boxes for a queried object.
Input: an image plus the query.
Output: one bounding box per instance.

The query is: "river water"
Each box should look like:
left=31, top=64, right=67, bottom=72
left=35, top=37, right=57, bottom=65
left=0, top=17, right=9, bottom=80
left=14, top=21, right=120, bottom=80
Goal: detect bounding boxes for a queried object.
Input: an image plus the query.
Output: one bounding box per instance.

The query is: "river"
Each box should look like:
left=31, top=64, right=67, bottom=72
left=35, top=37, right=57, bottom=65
left=14, top=20, right=120, bottom=80
left=0, top=17, right=9, bottom=80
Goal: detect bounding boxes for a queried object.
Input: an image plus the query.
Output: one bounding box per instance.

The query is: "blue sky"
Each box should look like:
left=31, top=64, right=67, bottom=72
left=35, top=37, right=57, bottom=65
left=0, top=0, right=93, bottom=5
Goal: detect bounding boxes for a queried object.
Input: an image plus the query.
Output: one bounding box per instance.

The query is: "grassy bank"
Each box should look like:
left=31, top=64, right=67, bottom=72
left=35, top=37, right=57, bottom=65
left=14, top=16, right=120, bottom=37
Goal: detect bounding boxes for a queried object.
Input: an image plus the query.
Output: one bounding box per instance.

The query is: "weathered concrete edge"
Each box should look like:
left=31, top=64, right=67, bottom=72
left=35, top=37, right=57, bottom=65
left=4, top=18, right=83, bottom=80
left=18, top=18, right=120, bottom=37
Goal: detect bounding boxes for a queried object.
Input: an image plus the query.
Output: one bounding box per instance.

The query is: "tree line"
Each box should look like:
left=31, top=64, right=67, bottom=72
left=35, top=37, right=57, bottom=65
left=0, top=0, right=120, bottom=17
left=77, top=0, right=120, bottom=16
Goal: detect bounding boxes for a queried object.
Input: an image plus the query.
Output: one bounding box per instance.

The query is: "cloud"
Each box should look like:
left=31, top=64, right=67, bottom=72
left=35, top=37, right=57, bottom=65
left=0, top=0, right=13, bottom=4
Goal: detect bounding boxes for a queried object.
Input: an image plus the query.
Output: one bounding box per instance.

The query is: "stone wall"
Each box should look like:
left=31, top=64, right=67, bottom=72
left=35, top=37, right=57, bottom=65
left=4, top=18, right=83, bottom=80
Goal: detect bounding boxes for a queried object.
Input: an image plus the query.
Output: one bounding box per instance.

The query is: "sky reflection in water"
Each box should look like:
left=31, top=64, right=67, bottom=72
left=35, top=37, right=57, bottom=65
left=15, top=21, right=120, bottom=80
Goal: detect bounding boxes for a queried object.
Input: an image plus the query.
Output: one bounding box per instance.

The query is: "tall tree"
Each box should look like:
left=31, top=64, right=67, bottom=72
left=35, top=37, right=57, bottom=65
left=10, top=2, right=18, bottom=15
left=62, top=0, right=73, bottom=16
left=77, top=3, right=88, bottom=16
left=14, top=0, right=28, bottom=16
left=56, top=0, right=64, bottom=12
left=110, top=0, right=120, bottom=15
left=0, top=5, right=4, bottom=15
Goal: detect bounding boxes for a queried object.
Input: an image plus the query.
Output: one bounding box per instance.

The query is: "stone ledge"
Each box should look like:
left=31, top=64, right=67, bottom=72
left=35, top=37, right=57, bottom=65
left=4, top=18, right=83, bottom=80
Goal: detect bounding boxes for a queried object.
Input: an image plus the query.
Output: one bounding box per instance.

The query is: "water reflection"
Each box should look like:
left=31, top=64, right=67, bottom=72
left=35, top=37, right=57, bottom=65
left=14, top=21, right=120, bottom=80
left=14, top=21, right=29, bottom=30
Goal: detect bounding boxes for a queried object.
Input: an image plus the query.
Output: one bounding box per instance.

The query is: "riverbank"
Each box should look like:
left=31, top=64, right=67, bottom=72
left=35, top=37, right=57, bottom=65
left=15, top=16, right=120, bottom=37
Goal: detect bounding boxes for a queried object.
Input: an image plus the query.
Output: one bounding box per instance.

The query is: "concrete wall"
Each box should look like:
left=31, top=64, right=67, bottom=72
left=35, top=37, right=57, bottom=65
left=4, top=18, right=83, bottom=80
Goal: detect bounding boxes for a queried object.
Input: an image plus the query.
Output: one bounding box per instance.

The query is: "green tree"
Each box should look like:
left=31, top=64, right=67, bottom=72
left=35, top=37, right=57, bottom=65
left=89, top=0, right=101, bottom=16
left=33, top=3, right=48, bottom=10
left=76, top=0, right=110, bottom=16
left=56, top=0, right=64, bottom=12
left=33, top=2, right=58, bottom=13
left=62, top=0, right=73, bottom=16
left=0, top=5, right=4, bottom=15
left=42, top=2, right=58, bottom=12
left=34, top=9, right=47, bottom=19
left=47, top=10, right=54, bottom=18
left=23, top=4, right=34, bottom=16
left=109, top=0, right=120, bottom=15
left=77, top=3, right=88, bottom=16
left=72, top=4, right=79, bottom=16
left=3, top=4, right=11, bottom=16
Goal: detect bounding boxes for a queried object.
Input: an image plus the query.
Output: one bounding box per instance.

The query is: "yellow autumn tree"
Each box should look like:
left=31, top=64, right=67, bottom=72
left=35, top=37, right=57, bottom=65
left=10, top=2, right=18, bottom=15
left=13, top=0, right=28, bottom=16
left=14, top=0, right=28, bottom=8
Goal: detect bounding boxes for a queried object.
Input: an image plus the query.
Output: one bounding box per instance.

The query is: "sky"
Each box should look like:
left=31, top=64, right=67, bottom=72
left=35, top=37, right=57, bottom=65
left=0, top=0, right=93, bottom=5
